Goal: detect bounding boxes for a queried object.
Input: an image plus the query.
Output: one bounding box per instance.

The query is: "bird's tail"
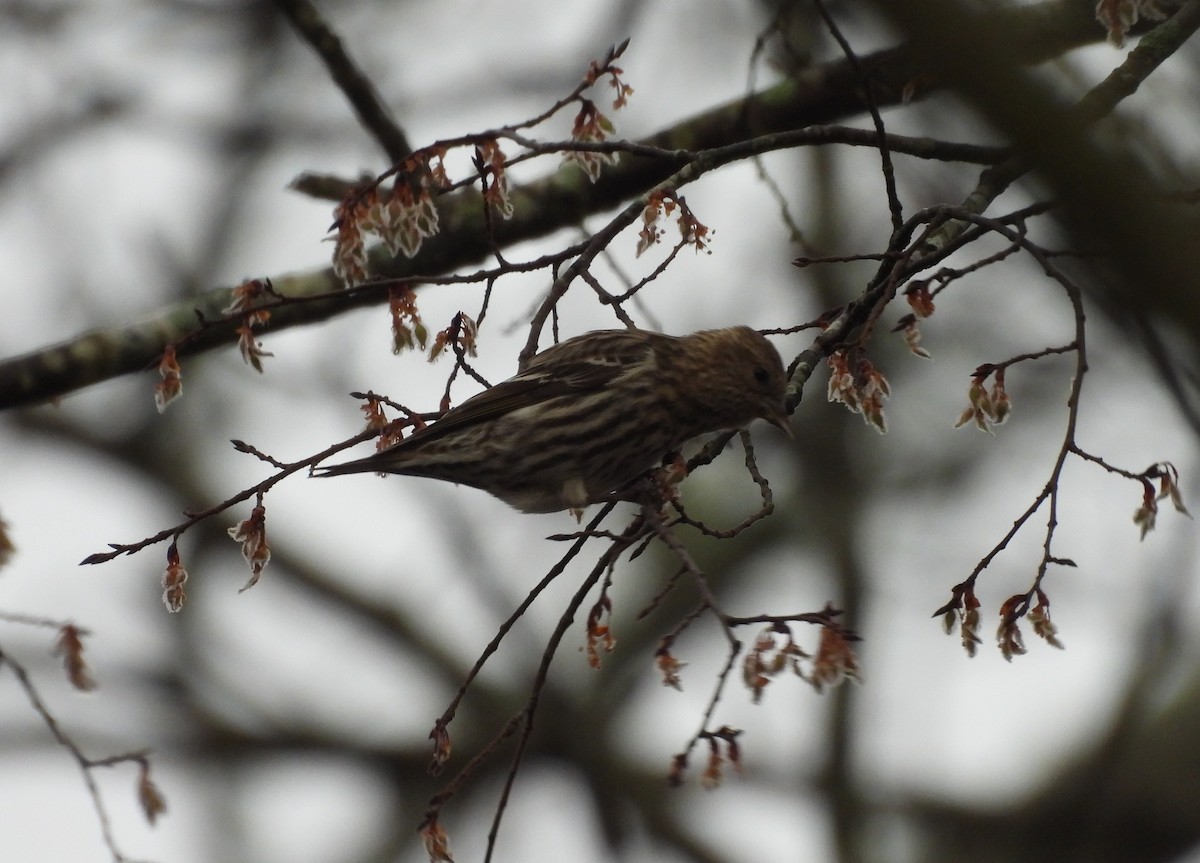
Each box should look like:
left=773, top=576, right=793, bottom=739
left=310, top=454, right=386, bottom=478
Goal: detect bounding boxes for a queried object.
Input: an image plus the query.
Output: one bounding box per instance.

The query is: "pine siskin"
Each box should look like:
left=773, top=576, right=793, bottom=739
left=315, top=326, right=791, bottom=513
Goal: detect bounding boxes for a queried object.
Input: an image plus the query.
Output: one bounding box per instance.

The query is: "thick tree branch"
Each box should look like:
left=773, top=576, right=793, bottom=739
left=0, top=0, right=1120, bottom=410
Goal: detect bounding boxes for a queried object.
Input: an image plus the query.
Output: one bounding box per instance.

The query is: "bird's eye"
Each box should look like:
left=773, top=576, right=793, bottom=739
left=753, top=366, right=770, bottom=384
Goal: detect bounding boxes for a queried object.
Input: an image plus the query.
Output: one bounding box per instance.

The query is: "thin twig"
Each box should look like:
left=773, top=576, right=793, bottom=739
left=272, top=0, right=411, bottom=161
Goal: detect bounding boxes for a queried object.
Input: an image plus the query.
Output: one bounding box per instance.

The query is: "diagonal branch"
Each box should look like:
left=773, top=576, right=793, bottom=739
left=0, top=0, right=1123, bottom=410
left=273, top=0, right=411, bottom=161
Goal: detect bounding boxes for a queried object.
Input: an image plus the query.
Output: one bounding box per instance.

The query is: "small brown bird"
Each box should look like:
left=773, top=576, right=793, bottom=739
left=315, top=326, right=791, bottom=512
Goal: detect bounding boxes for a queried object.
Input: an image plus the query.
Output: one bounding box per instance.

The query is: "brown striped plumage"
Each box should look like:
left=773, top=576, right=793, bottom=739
left=315, top=326, right=790, bottom=512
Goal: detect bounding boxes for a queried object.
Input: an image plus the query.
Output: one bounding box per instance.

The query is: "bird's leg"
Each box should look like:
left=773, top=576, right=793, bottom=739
left=597, top=452, right=688, bottom=514
left=650, top=452, right=688, bottom=505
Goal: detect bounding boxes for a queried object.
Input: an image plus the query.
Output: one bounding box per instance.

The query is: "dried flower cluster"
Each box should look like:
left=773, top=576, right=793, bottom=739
left=162, top=541, right=188, bottom=613
left=585, top=596, right=616, bottom=669
left=225, top=278, right=276, bottom=373
left=938, top=584, right=1064, bottom=661
left=137, top=761, right=168, bottom=825
left=154, top=344, right=183, bottom=413
left=1095, top=0, right=1170, bottom=45
left=655, top=647, right=688, bottom=690
left=827, top=351, right=890, bottom=433
left=332, top=155, right=450, bottom=288
left=1133, top=461, right=1190, bottom=539
left=892, top=280, right=937, bottom=358
left=228, top=499, right=271, bottom=592
left=54, top=623, right=96, bottom=691
left=699, top=727, right=742, bottom=789
left=428, top=312, right=478, bottom=364
left=636, top=191, right=712, bottom=257
left=955, top=365, right=1011, bottom=432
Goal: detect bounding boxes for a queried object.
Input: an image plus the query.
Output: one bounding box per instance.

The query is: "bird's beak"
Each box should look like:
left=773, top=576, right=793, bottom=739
left=767, top=405, right=793, bottom=439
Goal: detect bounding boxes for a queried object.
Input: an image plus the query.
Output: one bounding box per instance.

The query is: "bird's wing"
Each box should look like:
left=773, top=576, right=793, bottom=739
left=395, top=334, right=652, bottom=447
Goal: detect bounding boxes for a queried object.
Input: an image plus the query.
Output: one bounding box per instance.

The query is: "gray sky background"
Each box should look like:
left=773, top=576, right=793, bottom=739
left=2, top=2, right=1199, bottom=862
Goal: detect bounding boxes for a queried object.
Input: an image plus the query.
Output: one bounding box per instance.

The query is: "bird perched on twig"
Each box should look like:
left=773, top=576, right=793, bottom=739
left=314, top=326, right=791, bottom=513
